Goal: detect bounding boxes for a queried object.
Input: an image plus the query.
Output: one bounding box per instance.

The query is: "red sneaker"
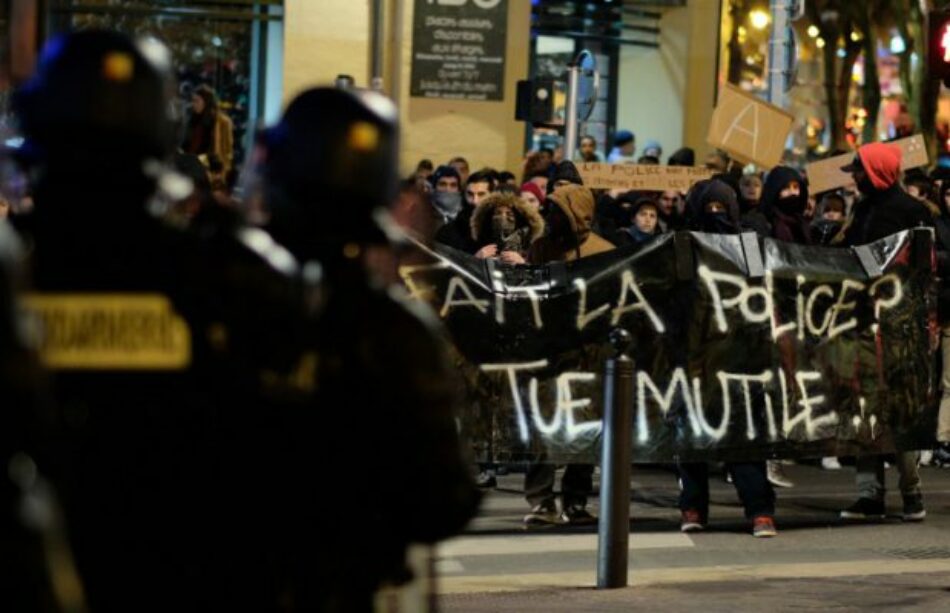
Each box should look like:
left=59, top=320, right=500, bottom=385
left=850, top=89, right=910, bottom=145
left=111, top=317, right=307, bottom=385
left=752, top=515, right=777, bottom=538
left=680, top=509, right=706, bottom=533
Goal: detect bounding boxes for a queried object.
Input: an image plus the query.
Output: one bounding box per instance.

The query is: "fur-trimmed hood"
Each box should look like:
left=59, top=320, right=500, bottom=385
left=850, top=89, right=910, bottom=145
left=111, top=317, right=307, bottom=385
left=470, top=191, right=545, bottom=245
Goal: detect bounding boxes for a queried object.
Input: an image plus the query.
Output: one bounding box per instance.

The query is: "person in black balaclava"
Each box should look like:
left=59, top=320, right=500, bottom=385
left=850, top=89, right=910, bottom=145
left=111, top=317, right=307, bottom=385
left=679, top=177, right=779, bottom=538
left=759, top=166, right=811, bottom=245
left=684, top=179, right=742, bottom=234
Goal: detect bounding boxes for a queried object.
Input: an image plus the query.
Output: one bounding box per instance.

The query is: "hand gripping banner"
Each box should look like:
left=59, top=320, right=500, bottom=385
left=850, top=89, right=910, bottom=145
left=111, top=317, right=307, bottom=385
left=398, top=229, right=938, bottom=463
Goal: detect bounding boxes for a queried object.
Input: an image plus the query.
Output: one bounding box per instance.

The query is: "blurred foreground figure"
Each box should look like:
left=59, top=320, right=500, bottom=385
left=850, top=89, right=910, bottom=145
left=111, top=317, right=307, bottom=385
left=249, top=86, right=480, bottom=611
left=11, top=30, right=316, bottom=610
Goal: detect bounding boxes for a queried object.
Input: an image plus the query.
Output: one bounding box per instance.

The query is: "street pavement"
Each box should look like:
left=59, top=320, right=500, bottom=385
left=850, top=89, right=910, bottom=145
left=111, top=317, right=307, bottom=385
left=438, top=461, right=950, bottom=611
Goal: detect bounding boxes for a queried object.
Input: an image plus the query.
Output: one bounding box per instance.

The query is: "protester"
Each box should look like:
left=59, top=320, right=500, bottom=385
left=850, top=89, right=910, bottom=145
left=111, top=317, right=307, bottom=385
left=759, top=166, right=811, bottom=246
left=637, top=155, right=660, bottom=165
left=450, top=156, right=471, bottom=184
left=607, top=130, right=636, bottom=164
left=520, top=181, right=544, bottom=211
left=705, top=150, right=730, bottom=173
left=612, top=195, right=662, bottom=249
left=931, top=180, right=950, bottom=463
left=811, top=193, right=846, bottom=245
left=429, top=164, right=464, bottom=227
left=522, top=151, right=552, bottom=193
left=471, top=191, right=544, bottom=263
left=547, top=160, right=584, bottom=194
left=576, top=135, right=604, bottom=163
left=181, top=83, right=234, bottom=184
left=838, top=142, right=931, bottom=522
left=679, top=179, right=778, bottom=538
left=657, top=189, right=685, bottom=231
left=434, top=169, right=497, bottom=252
left=522, top=184, right=613, bottom=527
left=641, top=139, right=662, bottom=159
left=668, top=147, right=696, bottom=167
left=415, top=158, right=434, bottom=182
left=497, top=170, right=518, bottom=187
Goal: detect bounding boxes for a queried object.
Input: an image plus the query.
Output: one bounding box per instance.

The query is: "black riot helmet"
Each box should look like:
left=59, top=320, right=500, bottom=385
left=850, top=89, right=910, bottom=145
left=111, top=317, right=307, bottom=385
left=13, top=29, right=177, bottom=166
left=259, top=86, right=399, bottom=256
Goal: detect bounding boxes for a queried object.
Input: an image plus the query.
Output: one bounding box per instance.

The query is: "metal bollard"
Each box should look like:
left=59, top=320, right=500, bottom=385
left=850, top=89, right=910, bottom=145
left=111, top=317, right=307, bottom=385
left=597, top=328, right=635, bottom=589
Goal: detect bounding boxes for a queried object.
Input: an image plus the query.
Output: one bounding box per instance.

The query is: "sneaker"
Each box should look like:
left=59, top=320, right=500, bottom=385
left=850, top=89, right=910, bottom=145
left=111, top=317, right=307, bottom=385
left=475, top=471, right=497, bottom=489
left=839, top=498, right=886, bottom=520
left=752, top=515, right=777, bottom=538
left=680, top=509, right=706, bottom=533
left=919, top=450, right=934, bottom=466
left=821, top=456, right=842, bottom=470
left=523, top=503, right=562, bottom=528
left=934, top=445, right=950, bottom=467
left=767, top=461, right=794, bottom=488
left=561, top=505, right=597, bottom=526
left=902, top=494, right=926, bottom=522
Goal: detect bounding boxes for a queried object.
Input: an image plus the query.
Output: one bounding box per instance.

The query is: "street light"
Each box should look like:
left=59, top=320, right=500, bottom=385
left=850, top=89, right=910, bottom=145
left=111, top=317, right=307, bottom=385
left=750, top=9, right=770, bottom=30
left=807, top=25, right=820, bottom=38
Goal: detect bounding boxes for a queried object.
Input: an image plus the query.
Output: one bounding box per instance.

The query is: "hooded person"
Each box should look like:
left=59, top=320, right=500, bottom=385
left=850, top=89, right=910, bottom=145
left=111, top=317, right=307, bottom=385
left=470, top=191, right=545, bottom=262
left=641, top=139, right=663, bottom=159
left=841, top=142, right=932, bottom=246
left=612, top=196, right=662, bottom=249
left=684, top=179, right=742, bottom=234
left=837, top=141, right=930, bottom=522
left=811, top=192, right=847, bottom=245
left=547, top=159, right=584, bottom=194
left=428, top=164, right=464, bottom=224
left=759, top=166, right=811, bottom=244
left=530, top=184, right=614, bottom=263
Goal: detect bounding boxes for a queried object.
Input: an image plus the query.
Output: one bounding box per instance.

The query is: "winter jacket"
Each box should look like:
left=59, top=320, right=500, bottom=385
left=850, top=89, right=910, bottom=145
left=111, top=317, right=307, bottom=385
left=843, top=185, right=932, bottom=246
left=434, top=204, right=478, bottom=253
left=469, top=191, right=545, bottom=258
left=530, top=184, right=615, bottom=263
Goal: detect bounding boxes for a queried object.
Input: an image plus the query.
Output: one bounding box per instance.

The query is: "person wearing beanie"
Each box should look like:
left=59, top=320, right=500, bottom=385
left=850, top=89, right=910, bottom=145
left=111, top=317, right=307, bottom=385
left=642, top=139, right=663, bottom=159
left=607, top=130, right=636, bottom=164
left=611, top=196, right=662, bottom=249
left=838, top=141, right=932, bottom=523
left=519, top=181, right=545, bottom=210
left=428, top=164, right=464, bottom=225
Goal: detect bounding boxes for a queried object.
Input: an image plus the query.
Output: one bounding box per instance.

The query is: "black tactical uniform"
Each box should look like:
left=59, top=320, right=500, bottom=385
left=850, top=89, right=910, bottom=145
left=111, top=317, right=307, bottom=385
left=254, top=87, right=481, bottom=611
left=11, top=30, right=315, bottom=611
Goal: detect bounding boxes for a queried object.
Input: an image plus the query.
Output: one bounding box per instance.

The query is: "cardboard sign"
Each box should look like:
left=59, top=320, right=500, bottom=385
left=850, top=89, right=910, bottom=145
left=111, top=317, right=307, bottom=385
left=805, top=135, right=930, bottom=194
left=577, top=163, right=714, bottom=192
left=23, top=293, right=192, bottom=370
left=707, top=83, right=795, bottom=169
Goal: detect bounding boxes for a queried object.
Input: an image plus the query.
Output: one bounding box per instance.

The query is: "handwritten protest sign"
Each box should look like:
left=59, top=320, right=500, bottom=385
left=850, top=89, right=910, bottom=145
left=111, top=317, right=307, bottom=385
left=577, top=163, right=714, bottom=192
left=805, top=135, right=930, bottom=194
left=707, top=83, right=794, bottom=169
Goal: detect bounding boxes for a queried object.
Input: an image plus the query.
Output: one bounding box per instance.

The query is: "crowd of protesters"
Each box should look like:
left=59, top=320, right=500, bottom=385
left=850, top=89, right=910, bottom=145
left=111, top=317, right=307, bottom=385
left=398, top=130, right=950, bottom=538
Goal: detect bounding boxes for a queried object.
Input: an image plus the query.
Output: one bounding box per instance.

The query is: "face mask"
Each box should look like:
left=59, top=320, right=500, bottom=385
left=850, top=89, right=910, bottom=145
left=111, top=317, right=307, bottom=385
left=491, top=212, right=517, bottom=243
left=432, top=191, right=462, bottom=219
left=776, top=195, right=802, bottom=216
left=703, top=212, right=735, bottom=234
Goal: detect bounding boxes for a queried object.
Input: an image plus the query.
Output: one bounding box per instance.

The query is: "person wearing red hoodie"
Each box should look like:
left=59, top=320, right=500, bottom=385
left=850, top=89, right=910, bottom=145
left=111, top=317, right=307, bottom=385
left=838, top=142, right=932, bottom=522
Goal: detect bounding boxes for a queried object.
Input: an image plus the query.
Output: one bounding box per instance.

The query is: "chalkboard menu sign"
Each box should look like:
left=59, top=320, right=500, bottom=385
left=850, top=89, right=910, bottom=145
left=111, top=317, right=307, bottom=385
left=410, top=0, right=508, bottom=101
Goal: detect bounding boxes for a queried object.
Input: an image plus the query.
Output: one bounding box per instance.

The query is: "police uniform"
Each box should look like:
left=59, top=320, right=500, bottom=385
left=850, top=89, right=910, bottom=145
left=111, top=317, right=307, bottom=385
left=12, top=30, right=316, bottom=611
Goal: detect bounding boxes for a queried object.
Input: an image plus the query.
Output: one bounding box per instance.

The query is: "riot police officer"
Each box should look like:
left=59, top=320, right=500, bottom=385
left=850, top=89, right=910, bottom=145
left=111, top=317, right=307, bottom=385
left=11, top=30, right=315, bottom=611
left=250, top=86, right=480, bottom=610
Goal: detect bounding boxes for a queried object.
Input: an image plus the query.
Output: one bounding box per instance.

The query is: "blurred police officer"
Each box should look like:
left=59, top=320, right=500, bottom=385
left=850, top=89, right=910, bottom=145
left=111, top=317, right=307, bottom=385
left=11, top=30, right=315, bottom=611
left=249, top=86, right=480, bottom=611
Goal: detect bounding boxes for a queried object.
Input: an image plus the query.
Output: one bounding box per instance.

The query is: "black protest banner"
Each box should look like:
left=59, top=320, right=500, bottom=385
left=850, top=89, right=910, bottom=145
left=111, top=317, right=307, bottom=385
left=399, top=230, right=938, bottom=463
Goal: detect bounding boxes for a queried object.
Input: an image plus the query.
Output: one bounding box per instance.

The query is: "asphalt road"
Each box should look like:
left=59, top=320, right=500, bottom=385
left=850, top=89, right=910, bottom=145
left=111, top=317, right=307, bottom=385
left=438, top=461, right=950, bottom=611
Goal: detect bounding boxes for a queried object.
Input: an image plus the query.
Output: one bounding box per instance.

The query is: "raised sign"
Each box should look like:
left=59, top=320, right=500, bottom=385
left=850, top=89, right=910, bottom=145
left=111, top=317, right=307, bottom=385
left=805, top=135, right=931, bottom=195
left=707, top=82, right=795, bottom=169
left=577, top=163, right=714, bottom=192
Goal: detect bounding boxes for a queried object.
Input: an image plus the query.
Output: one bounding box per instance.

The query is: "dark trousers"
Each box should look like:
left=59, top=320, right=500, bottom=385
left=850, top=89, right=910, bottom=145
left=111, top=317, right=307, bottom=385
left=678, top=461, right=775, bottom=519
left=525, top=462, right=594, bottom=509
